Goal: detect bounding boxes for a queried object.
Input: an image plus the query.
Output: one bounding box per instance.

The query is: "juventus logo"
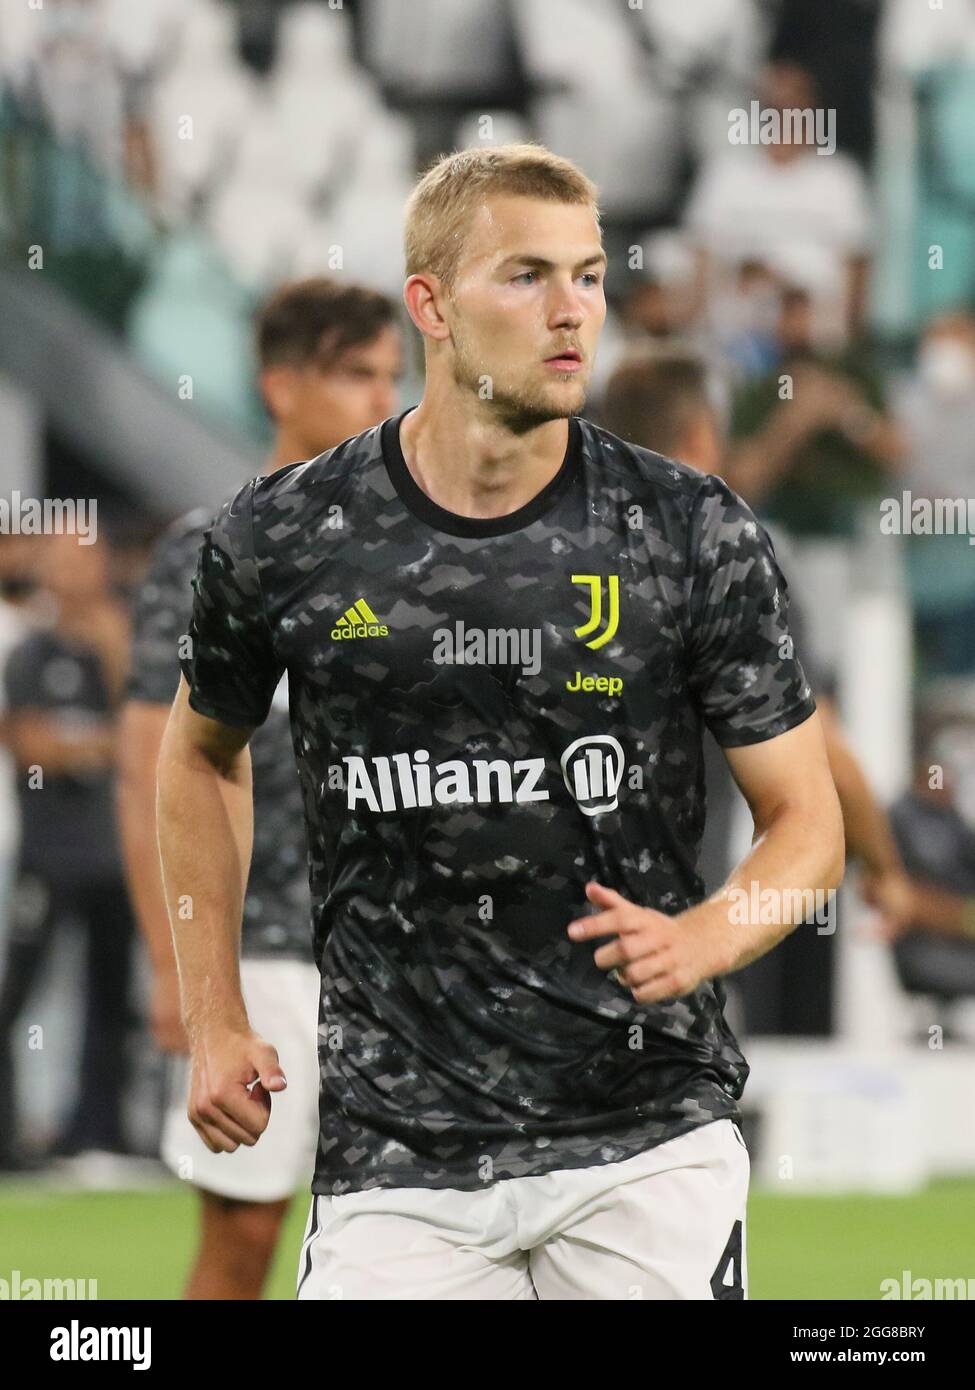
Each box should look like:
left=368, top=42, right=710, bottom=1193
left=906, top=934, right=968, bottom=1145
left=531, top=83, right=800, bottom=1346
left=572, top=574, right=620, bottom=650
left=560, top=735, right=625, bottom=816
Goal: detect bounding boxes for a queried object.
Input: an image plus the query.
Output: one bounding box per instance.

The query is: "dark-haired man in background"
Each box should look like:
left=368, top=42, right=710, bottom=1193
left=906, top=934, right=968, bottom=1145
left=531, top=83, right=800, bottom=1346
left=119, top=277, right=401, bottom=1298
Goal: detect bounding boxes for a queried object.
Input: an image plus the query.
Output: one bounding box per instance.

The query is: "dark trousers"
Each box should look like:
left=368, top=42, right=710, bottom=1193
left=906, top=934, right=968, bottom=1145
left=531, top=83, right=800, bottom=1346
left=0, top=868, right=134, bottom=1160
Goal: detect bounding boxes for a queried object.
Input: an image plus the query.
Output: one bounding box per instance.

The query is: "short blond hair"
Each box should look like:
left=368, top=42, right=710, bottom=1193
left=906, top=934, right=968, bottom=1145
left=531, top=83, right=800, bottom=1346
left=404, top=142, right=600, bottom=288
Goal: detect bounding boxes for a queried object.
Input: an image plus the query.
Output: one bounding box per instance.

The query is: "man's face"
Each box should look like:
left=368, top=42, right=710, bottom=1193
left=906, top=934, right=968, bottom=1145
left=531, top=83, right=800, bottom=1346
left=272, top=324, right=402, bottom=457
left=443, top=195, right=606, bottom=431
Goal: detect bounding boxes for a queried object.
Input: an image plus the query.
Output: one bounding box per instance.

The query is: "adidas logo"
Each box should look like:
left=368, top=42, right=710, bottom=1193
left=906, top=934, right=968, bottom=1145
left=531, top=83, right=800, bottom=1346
left=331, top=598, right=389, bottom=640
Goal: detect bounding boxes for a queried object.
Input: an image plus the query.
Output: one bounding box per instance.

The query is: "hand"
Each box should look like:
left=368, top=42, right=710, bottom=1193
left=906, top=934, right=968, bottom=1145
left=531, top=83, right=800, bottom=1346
left=861, top=868, right=916, bottom=942
left=188, top=1028, right=287, bottom=1154
left=790, top=365, right=869, bottom=434
left=149, top=968, right=188, bottom=1054
left=567, top=881, right=730, bottom=1004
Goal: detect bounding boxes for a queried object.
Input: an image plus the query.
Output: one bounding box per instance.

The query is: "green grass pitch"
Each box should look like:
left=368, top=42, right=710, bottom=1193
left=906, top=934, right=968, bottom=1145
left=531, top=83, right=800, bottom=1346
left=1, top=1180, right=972, bottom=1300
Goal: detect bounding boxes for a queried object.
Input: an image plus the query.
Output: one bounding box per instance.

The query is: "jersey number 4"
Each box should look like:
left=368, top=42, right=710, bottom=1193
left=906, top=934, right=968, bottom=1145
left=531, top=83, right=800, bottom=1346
left=710, top=1219, right=745, bottom=1300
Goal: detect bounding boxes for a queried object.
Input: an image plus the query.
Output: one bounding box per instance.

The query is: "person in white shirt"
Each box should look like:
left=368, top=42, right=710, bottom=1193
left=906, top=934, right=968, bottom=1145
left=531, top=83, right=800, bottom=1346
left=685, top=60, right=873, bottom=348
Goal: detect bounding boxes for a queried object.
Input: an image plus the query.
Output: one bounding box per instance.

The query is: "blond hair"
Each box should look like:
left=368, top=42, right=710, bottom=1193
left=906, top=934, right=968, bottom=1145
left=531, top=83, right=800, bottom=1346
left=404, top=143, right=600, bottom=288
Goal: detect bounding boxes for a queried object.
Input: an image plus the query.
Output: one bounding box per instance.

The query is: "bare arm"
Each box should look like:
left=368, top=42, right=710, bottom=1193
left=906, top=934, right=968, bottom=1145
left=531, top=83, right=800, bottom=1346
left=117, top=701, right=186, bottom=1051
left=722, top=399, right=820, bottom=505
left=891, top=880, right=975, bottom=939
left=156, top=675, right=285, bottom=1152
left=723, top=368, right=904, bottom=505
left=706, top=711, right=845, bottom=969
left=568, top=714, right=845, bottom=1000
left=7, top=711, right=115, bottom=775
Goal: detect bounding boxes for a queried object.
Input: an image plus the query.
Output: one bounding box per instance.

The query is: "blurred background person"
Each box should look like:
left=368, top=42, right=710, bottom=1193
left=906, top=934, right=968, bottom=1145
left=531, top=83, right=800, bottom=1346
left=685, top=59, right=874, bottom=347
left=878, top=706, right=975, bottom=1018
left=0, top=531, right=133, bottom=1171
left=119, top=276, right=401, bottom=1298
left=723, top=284, right=904, bottom=539
left=0, top=537, right=41, bottom=951
left=893, top=311, right=975, bottom=680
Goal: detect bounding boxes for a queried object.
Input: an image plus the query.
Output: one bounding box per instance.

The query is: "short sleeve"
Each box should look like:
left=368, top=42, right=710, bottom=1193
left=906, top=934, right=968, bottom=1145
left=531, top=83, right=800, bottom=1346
left=179, top=481, right=283, bottom=728
left=685, top=476, right=816, bottom=747
left=127, top=515, right=208, bottom=706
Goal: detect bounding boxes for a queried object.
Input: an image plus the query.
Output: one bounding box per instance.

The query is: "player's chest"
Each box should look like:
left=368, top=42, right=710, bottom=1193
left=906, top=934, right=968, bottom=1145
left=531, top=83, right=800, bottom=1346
left=277, top=544, right=685, bottom=710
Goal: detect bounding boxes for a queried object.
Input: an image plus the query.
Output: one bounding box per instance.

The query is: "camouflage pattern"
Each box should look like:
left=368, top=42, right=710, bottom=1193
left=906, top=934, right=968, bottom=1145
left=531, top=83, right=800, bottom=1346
left=128, top=509, right=312, bottom=961
left=181, top=413, right=816, bottom=1195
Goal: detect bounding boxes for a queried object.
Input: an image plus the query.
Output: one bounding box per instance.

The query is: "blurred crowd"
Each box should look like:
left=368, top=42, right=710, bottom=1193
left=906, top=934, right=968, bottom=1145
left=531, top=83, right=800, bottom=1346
left=1, top=0, right=975, bottom=1174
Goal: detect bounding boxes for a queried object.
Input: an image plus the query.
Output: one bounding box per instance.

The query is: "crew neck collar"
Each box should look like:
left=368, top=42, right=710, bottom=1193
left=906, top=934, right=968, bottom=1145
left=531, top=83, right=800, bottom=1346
left=381, top=409, right=582, bottom=538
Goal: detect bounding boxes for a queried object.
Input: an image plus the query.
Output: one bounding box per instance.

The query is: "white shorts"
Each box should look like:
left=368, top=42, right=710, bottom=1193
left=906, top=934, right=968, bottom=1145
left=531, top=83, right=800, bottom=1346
left=161, top=958, right=321, bottom=1204
left=296, top=1116, right=749, bottom=1300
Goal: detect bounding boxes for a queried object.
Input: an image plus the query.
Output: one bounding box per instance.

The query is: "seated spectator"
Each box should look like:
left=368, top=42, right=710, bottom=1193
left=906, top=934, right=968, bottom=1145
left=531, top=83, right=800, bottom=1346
left=877, top=709, right=975, bottom=1003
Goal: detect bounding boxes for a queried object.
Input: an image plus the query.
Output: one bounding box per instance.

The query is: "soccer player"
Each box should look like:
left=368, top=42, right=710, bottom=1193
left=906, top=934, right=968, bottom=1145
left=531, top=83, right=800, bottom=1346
left=157, top=145, right=844, bottom=1300
left=120, top=278, right=400, bottom=1298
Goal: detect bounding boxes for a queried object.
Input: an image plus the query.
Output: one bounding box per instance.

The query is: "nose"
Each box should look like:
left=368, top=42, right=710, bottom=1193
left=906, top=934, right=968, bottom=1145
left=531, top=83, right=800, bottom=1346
left=547, top=277, right=585, bottom=331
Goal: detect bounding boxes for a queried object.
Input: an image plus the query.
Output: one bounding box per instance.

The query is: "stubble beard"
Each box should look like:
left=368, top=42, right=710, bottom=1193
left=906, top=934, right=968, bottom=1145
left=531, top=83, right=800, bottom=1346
left=450, top=332, right=587, bottom=435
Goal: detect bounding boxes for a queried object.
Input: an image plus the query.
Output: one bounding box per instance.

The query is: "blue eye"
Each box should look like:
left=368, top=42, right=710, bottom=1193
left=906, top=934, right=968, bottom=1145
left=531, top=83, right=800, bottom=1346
left=513, top=270, right=537, bottom=285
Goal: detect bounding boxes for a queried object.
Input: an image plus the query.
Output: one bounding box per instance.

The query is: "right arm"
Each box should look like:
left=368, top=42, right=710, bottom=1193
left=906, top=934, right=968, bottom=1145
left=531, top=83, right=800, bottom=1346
left=156, top=676, right=286, bottom=1153
left=155, top=481, right=288, bottom=1155
left=117, top=700, right=186, bottom=1052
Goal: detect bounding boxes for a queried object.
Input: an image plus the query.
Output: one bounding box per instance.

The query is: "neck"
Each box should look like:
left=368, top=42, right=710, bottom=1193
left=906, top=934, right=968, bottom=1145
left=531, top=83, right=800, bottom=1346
left=399, top=380, right=571, bottom=521
left=57, top=595, right=100, bottom=631
left=264, top=429, right=316, bottom=476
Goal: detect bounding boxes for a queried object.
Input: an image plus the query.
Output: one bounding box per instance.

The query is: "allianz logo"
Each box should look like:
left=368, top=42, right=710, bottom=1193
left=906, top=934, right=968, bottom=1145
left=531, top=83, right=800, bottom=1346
left=432, top=622, right=540, bottom=677
left=343, top=735, right=625, bottom=817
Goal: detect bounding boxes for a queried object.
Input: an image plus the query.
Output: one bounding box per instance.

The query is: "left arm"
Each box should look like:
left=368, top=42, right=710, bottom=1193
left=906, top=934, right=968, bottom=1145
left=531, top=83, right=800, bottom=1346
left=567, top=473, right=846, bottom=1003
left=568, top=713, right=844, bottom=1002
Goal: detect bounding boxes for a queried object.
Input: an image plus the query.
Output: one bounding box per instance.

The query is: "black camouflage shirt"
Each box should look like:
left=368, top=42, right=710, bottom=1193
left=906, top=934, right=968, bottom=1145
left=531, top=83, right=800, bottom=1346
left=128, top=509, right=312, bottom=961
left=181, top=412, right=816, bottom=1194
